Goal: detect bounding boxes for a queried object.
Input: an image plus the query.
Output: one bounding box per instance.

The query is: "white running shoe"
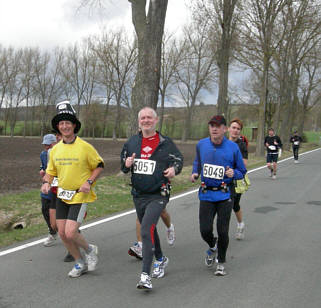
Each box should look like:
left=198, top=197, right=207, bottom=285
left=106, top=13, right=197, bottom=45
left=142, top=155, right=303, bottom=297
left=214, top=263, right=226, bottom=276
left=272, top=175, right=276, bottom=180
left=137, top=272, right=152, bottom=290
left=151, top=256, right=169, bottom=278
left=235, top=223, right=245, bottom=240
left=128, top=242, right=143, bottom=260
left=43, top=233, right=57, bottom=247
left=167, top=224, right=175, bottom=246
left=68, top=262, right=88, bottom=278
left=294, top=160, right=299, bottom=164
left=85, top=244, right=98, bottom=271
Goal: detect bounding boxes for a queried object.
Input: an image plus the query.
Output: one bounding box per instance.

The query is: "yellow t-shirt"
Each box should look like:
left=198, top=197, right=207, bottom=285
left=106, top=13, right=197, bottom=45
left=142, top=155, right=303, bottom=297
left=46, top=137, right=104, bottom=204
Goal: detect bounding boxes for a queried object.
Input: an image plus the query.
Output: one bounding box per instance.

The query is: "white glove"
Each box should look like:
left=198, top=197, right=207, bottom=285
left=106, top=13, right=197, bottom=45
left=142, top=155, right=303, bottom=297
left=278, top=149, right=282, bottom=158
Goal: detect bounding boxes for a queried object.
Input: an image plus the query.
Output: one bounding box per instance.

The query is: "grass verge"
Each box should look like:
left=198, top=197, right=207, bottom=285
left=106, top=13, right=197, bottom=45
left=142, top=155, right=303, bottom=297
left=0, top=143, right=319, bottom=249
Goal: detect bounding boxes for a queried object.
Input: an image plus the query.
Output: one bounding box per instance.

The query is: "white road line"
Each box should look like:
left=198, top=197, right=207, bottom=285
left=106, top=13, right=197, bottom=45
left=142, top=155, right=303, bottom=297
left=1, top=147, right=320, bottom=257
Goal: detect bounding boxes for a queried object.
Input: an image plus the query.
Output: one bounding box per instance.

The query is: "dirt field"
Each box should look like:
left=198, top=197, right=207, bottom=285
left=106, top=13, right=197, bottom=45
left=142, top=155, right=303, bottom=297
left=0, top=136, right=199, bottom=194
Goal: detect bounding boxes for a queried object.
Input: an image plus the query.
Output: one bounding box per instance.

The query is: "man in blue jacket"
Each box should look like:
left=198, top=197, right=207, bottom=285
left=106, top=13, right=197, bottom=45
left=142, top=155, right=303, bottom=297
left=190, top=115, right=246, bottom=276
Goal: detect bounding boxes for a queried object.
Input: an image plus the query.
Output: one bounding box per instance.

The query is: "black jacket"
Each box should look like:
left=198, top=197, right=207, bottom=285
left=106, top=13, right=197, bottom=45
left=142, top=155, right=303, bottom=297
left=290, top=135, right=302, bottom=147
left=120, top=132, right=184, bottom=197
left=264, top=135, right=282, bottom=153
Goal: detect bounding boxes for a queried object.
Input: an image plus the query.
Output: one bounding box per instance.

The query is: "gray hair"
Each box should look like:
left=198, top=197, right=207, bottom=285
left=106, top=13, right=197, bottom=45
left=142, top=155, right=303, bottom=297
left=138, top=107, right=158, bottom=119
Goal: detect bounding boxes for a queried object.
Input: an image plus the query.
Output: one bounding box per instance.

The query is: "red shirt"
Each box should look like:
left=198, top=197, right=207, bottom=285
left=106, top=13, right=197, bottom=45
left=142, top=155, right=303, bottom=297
left=141, top=133, right=160, bottom=159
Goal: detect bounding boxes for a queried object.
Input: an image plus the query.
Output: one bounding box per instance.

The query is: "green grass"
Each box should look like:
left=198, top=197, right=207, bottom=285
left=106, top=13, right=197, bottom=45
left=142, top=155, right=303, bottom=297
left=0, top=143, right=319, bottom=249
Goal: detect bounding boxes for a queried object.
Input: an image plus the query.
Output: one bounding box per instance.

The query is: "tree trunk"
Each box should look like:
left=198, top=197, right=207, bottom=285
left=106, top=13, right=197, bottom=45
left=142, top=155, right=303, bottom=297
left=255, top=58, right=269, bottom=157
left=217, top=41, right=230, bottom=116
left=158, top=90, right=165, bottom=133
left=129, top=0, right=168, bottom=135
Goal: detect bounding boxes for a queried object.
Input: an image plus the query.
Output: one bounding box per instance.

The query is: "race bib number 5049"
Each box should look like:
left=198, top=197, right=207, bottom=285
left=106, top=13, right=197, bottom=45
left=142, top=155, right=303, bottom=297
left=203, top=164, right=225, bottom=180
left=133, top=159, right=156, bottom=175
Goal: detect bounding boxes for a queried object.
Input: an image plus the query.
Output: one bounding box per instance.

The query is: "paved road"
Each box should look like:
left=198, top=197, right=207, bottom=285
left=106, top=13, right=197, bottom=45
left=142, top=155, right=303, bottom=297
left=1, top=149, right=320, bottom=308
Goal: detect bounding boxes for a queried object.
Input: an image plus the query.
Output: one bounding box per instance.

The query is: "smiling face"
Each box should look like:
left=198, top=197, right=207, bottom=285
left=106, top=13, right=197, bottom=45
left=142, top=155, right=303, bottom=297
left=57, top=120, right=76, bottom=138
left=138, top=107, right=158, bottom=137
left=209, top=123, right=226, bottom=144
left=228, top=121, right=242, bottom=140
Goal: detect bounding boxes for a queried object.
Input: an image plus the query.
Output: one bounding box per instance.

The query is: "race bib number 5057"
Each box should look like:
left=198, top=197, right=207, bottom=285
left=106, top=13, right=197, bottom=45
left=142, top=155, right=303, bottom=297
left=203, top=164, right=225, bottom=180
left=133, top=159, right=156, bottom=175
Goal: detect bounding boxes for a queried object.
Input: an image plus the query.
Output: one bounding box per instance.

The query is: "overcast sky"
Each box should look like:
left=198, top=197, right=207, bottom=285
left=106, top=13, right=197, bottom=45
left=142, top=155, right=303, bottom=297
left=0, top=0, right=190, bottom=49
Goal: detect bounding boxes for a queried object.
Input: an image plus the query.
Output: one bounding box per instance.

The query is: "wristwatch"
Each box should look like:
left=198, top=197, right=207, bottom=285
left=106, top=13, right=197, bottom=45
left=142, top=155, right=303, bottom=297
left=87, top=179, right=94, bottom=185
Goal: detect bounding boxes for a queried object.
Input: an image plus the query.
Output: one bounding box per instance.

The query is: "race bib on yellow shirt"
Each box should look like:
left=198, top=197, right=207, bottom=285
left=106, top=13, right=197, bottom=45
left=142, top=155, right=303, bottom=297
left=203, top=164, right=225, bottom=180
left=57, top=187, right=77, bottom=201
left=133, top=159, right=156, bottom=175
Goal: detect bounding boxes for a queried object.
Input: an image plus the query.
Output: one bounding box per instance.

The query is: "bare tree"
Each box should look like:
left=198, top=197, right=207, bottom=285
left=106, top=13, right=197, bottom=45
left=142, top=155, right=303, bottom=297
left=174, top=23, right=217, bottom=141
left=192, top=0, right=240, bottom=117
left=91, top=29, right=137, bottom=139
left=79, top=0, right=168, bottom=135
left=237, top=0, right=288, bottom=156
left=61, top=42, right=91, bottom=116
left=33, top=49, right=64, bottom=135
left=159, top=33, right=184, bottom=133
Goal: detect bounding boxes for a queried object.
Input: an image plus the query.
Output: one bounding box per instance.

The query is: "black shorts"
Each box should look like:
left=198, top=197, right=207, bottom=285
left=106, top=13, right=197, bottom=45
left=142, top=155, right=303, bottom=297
left=267, top=153, right=278, bottom=163
left=56, top=198, right=87, bottom=223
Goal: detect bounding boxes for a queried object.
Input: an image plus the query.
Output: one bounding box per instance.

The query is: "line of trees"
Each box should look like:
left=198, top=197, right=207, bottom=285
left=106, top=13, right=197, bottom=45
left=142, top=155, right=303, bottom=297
left=1, top=0, right=321, bottom=152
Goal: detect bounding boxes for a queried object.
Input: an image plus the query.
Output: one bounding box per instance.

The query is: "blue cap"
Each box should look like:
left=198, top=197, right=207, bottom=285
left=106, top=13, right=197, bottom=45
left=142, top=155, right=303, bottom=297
left=42, top=134, right=56, bottom=145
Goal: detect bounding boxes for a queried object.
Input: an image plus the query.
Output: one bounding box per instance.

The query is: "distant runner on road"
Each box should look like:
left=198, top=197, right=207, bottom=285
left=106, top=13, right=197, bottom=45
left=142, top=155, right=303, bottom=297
left=290, top=130, right=303, bottom=163
left=41, top=101, right=104, bottom=278
left=191, top=115, right=246, bottom=276
left=121, top=107, right=183, bottom=290
left=264, top=128, right=282, bottom=180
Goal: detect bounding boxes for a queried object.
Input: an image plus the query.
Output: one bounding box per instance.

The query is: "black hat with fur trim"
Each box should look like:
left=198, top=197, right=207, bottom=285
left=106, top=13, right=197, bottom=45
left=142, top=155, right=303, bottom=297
left=51, top=101, right=81, bottom=134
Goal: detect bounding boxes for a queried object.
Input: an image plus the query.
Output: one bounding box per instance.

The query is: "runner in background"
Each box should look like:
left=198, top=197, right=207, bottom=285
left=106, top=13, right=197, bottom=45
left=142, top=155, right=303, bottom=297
left=290, top=131, right=303, bottom=163
left=264, top=128, right=282, bottom=180
left=39, top=134, right=58, bottom=247
left=228, top=118, right=248, bottom=240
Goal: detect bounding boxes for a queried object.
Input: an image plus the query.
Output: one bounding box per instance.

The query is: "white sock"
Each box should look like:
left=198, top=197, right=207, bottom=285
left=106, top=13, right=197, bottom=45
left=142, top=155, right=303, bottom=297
left=137, top=241, right=142, bottom=248
left=237, top=222, right=245, bottom=228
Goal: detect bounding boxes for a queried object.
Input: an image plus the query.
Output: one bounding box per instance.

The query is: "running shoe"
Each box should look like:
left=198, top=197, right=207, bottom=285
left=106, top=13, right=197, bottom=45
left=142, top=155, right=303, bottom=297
left=235, top=223, right=245, bottom=240
left=137, top=272, right=152, bottom=290
left=43, top=233, right=57, bottom=247
left=151, top=256, right=169, bottom=278
left=85, top=244, right=98, bottom=271
left=272, top=175, right=276, bottom=180
left=68, top=262, right=88, bottom=278
left=63, top=252, right=75, bottom=262
left=205, top=248, right=217, bottom=267
left=128, top=242, right=143, bottom=260
left=294, top=160, right=299, bottom=164
left=167, top=224, right=175, bottom=246
left=214, top=263, right=226, bottom=276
